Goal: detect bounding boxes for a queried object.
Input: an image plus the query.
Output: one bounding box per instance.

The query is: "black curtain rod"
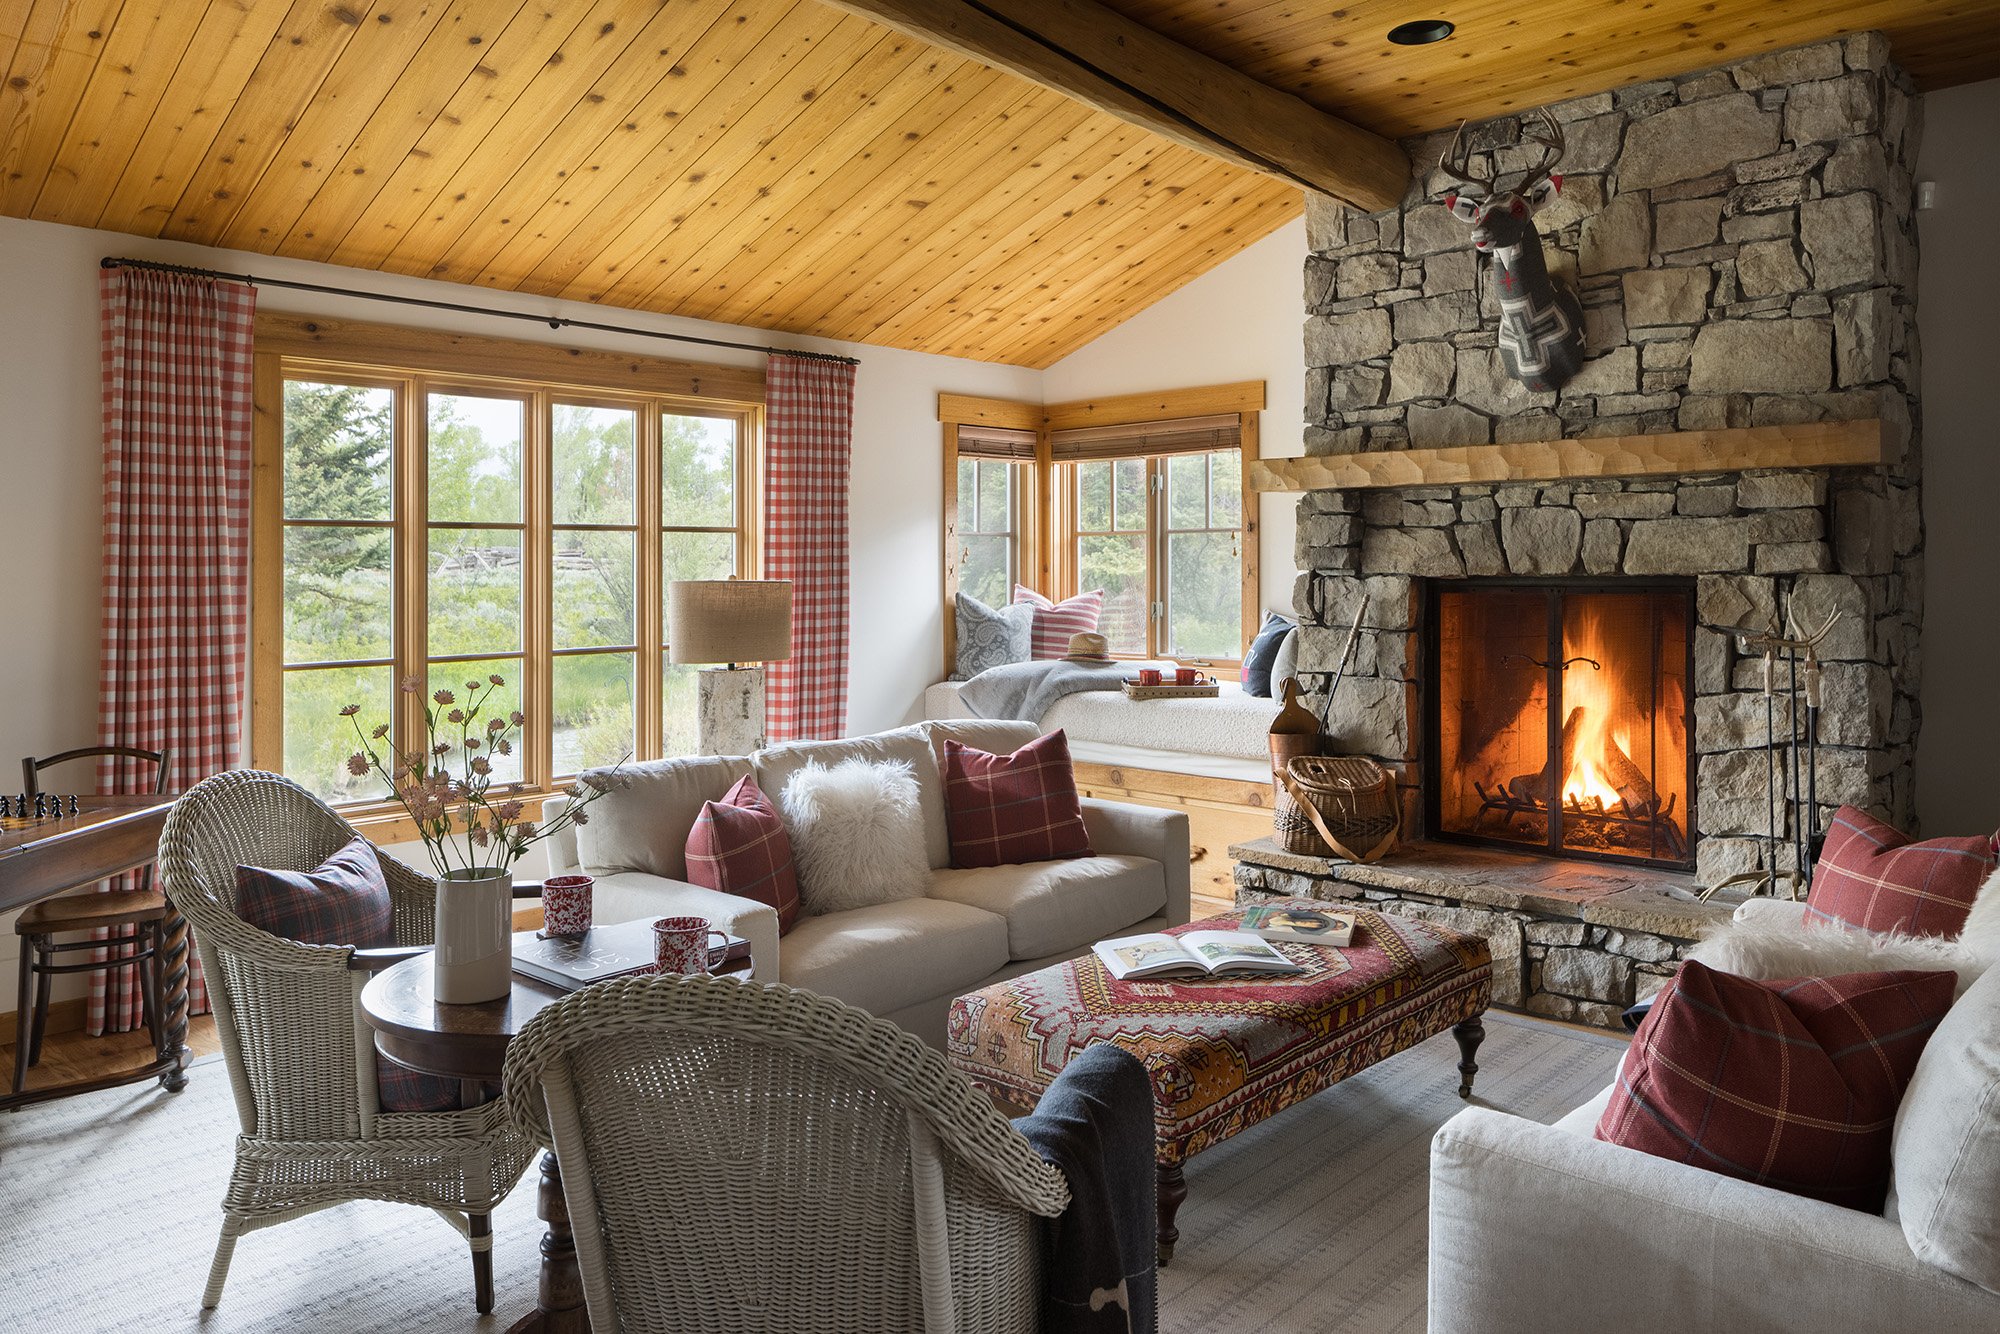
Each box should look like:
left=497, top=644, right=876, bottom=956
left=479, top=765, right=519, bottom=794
left=98, top=256, right=860, bottom=367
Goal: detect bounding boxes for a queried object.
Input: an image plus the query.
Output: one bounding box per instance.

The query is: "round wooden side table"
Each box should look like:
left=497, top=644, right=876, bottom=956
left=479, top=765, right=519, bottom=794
left=360, top=946, right=752, bottom=1333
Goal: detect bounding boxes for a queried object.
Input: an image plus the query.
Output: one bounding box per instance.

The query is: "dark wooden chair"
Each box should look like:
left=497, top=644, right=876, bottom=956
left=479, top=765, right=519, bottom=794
left=11, top=746, right=172, bottom=1095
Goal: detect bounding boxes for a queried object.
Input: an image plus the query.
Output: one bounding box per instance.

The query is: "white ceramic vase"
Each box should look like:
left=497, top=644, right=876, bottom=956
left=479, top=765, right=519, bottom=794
left=433, top=867, right=514, bottom=1004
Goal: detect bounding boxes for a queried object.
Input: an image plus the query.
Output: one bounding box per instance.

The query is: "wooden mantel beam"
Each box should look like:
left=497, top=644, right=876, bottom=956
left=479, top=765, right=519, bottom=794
left=817, top=0, right=1408, bottom=213
left=1249, top=421, right=1892, bottom=492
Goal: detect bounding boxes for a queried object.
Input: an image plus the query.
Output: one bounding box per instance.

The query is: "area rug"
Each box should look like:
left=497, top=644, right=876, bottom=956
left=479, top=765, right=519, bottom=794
left=0, top=1013, right=1622, bottom=1332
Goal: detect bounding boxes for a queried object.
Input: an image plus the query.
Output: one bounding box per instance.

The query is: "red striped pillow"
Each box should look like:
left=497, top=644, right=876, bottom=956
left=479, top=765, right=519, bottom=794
left=685, top=776, right=801, bottom=934
left=942, top=730, right=1093, bottom=868
left=1596, top=960, right=1954, bottom=1211
left=1806, top=805, right=1996, bottom=937
left=1013, top=585, right=1105, bottom=660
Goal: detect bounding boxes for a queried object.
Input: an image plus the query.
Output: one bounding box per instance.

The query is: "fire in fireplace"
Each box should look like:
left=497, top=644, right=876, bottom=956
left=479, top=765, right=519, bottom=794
left=1425, top=580, right=1695, bottom=869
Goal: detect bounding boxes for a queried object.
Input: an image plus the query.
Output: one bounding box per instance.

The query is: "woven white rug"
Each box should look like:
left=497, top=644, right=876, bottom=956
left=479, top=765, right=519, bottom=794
left=1, top=1013, right=1622, bottom=1333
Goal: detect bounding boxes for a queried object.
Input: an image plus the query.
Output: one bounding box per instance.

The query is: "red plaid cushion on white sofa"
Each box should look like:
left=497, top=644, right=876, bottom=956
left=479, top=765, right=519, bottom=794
left=942, top=730, right=1093, bottom=869
left=1807, top=805, right=1996, bottom=937
left=685, top=775, right=801, bottom=934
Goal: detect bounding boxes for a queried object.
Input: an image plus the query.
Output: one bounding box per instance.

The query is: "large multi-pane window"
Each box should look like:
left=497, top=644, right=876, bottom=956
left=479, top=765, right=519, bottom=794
left=956, top=456, right=1025, bottom=607
left=270, top=365, right=755, bottom=807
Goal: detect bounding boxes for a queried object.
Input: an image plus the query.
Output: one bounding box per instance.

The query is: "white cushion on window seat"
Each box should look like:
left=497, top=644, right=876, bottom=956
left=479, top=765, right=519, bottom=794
left=927, top=855, right=1165, bottom=961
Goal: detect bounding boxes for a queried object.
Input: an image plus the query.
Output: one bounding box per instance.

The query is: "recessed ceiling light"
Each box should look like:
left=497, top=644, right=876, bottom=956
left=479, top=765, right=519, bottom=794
left=1387, top=19, right=1456, bottom=45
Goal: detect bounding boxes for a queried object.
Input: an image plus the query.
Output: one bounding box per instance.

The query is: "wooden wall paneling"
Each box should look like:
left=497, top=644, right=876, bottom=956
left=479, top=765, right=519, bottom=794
left=216, top=0, right=495, bottom=252
left=816, top=0, right=1406, bottom=209
left=580, top=28, right=958, bottom=316
left=1044, top=380, right=1267, bottom=431
left=739, top=87, right=1106, bottom=336
left=444, top=0, right=821, bottom=293
left=27, top=1, right=208, bottom=225
left=1071, top=763, right=1274, bottom=906
left=91, top=1, right=292, bottom=234
left=286, top=0, right=576, bottom=266
left=376, top=1, right=701, bottom=281
left=531, top=14, right=916, bottom=308
left=158, top=2, right=384, bottom=243
left=642, top=60, right=1006, bottom=327
left=0, top=0, right=121, bottom=217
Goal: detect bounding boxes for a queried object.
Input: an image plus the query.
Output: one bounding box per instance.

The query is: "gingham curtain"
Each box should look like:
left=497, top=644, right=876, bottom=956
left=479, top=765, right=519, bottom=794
left=92, top=267, right=254, bottom=1032
left=762, top=353, right=855, bottom=743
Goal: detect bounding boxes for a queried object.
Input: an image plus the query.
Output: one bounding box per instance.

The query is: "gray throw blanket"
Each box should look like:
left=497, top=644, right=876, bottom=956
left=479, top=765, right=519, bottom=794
left=960, top=659, right=1166, bottom=722
left=1014, top=1043, right=1158, bottom=1334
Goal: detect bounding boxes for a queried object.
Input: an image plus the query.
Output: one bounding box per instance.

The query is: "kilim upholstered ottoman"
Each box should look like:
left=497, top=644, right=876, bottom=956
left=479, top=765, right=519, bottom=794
left=946, top=901, right=1492, bottom=1263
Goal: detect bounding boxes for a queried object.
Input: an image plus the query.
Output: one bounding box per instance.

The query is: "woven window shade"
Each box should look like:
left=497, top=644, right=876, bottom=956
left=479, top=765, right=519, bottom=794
left=956, top=424, right=1038, bottom=460
left=1049, top=413, right=1240, bottom=462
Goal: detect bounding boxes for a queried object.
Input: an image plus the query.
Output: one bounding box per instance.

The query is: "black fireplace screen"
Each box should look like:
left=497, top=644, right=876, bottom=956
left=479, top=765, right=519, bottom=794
left=1426, top=580, right=1696, bottom=868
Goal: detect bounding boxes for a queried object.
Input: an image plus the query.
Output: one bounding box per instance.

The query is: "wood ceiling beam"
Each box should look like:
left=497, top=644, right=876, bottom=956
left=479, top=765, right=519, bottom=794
left=814, top=0, right=1407, bottom=213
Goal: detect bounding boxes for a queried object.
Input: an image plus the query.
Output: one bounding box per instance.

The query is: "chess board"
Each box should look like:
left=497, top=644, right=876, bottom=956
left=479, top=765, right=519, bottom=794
left=0, top=796, right=82, bottom=829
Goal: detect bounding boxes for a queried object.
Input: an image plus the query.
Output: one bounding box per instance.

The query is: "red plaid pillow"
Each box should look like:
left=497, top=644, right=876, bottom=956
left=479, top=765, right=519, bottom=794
left=1806, top=805, right=1996, bottom=937
left=1013, top=585, right=1104, bottom=660
left=236, top=838, right=474, bottom=1113
left=942, top=730, right=1093, bottom=868
left=685, top=776, right=800, bottom=934
left=1595, top=959, right=1954, bottom=1210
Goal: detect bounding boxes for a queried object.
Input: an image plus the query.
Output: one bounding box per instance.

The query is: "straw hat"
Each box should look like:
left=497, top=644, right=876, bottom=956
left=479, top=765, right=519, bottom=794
left=1061, top=632, right=1115, bottom=663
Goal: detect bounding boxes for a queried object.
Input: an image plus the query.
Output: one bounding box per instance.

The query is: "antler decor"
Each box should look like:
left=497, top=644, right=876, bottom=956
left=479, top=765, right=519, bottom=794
left=1438, top=109, right=1585, bottom=393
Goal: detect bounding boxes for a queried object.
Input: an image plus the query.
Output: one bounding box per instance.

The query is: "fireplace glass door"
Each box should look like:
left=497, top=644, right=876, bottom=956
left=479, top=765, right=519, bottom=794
left=1429, top=581, right=1694, bottom=868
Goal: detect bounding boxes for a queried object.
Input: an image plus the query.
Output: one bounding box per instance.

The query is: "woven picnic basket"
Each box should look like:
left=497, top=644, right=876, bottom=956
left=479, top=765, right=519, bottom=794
left=1276, top=754, right=1401, bottom=863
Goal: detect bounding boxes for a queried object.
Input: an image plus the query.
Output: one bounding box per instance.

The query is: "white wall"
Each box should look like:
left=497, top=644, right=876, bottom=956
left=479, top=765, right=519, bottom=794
left=1914, top=78, right=2000, bottom=834
left=1043, top=216, right=1307, bottom=621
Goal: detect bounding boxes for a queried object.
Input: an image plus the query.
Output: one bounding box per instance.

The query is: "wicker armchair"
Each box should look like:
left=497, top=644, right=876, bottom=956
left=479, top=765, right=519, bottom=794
left=158, top=769, right=536, bottom=1312
left=502, top=971, right=1073, bottom=1333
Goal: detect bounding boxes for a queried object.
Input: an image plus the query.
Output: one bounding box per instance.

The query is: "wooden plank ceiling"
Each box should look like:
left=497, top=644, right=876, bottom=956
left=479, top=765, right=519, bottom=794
left=4, top=0, right=1998, bottom=368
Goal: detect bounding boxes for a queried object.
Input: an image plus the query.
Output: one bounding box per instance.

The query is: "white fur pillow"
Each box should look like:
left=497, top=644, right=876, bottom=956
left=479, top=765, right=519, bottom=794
left=780, top=758, right=930, bottom=915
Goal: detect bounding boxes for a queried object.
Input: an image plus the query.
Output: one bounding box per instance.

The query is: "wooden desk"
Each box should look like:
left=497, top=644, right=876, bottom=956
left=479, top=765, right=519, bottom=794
left=0, top=794, right=188, bottom=1110
left=360, top=940, right=752, bottom=1334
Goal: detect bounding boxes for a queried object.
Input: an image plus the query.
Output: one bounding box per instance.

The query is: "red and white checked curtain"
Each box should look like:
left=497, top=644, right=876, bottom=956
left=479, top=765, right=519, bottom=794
left=93, top=266, right=256, bottom=1033
left=762, top=353, right=856, bottom=743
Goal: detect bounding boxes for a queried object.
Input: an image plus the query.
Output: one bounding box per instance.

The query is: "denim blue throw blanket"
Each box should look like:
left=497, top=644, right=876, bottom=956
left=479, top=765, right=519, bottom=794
left=1014, top=1043, right=1158, bottom=1334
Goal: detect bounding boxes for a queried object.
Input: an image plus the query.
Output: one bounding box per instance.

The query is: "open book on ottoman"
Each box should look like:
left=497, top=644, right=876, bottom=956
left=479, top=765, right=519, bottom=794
left=1093, top=930, right=1304, bottom=980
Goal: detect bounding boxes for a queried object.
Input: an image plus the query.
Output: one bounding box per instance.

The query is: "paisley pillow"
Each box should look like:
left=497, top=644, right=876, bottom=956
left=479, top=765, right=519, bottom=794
left=953, top=593, right=1033, bottom=681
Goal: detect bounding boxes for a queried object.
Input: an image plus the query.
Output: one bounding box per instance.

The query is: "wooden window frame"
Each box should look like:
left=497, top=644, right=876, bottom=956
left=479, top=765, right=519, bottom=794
left=252, top=314, right=765, bottom=841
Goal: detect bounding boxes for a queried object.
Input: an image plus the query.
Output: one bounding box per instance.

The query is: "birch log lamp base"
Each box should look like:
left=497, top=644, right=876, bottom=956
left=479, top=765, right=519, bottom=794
left=667, top=580, right=794, bottom=756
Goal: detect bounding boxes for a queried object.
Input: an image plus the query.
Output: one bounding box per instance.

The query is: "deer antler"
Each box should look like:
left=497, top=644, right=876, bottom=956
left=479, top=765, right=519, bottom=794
left=1436, top=120, right=1491, bottom=193
left=1512, top=109, right=1566, bottom=198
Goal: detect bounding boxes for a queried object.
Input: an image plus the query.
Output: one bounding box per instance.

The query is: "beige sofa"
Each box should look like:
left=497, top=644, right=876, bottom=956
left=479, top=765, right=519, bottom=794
left=543, top=719, right=1191, bottom=1043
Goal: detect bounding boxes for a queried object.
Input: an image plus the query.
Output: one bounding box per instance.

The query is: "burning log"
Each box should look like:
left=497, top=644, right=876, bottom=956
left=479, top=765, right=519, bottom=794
left=1603, top=735, right=1661, bottom=815
left=1505, top=706, right=1585, bottom=806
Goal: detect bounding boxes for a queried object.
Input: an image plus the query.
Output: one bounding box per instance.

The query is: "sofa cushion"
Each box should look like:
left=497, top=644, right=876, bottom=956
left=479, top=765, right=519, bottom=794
left=235, top=835, right=393, bottom=948
left=1014, top=584, right=1103, bottom=660
left=1240, top=610, right=1297, bottom=698
left=685, top=775, right=800, bottom=934
left=1595, top=959, right=1954, bottom=1211
left=753, top=724, right=951, bottom=869
left=1893, top=964, right=2000, bottom=1294
left=926, top=718, right=1041, bottom=769
left=928, top=855, right=1164, bottom=961
left=941, top=730, right=1092, bottom=868
left=778, top=897, right=1009, bottom=1017
left=575, top=754, right=753, bottom=881
left=1806, top=805, right=1996, bottom=937
left=780, top=758, right=931, bottom=915
left=953, top=592, right=1033, bottom=681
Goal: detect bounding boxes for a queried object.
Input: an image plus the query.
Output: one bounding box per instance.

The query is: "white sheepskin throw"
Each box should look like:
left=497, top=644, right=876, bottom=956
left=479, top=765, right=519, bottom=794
left=780, top=758, right=931, bottom=915
left=1690, top=867, right=2000, bottom=1000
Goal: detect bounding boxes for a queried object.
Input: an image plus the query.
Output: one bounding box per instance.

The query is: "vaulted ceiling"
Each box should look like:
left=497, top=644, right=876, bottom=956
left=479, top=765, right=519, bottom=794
left=4, top=0, right=1997, bottom=368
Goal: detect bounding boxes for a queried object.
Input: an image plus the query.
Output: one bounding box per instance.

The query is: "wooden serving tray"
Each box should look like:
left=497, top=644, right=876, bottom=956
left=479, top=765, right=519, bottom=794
left=1121, top=682, right=1222, bottom=700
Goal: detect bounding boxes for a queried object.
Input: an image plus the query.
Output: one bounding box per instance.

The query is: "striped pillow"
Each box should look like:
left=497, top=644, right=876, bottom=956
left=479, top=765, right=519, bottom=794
left=1806, top=806, right=1996, bottom=937
left=685, top=775, right=801, bottom=934
left=1013, top=585, right=1104, bottom=660
left=1596, top=959, right=1954, bottom=1211
left=942, top=730, right=1093, bottom=868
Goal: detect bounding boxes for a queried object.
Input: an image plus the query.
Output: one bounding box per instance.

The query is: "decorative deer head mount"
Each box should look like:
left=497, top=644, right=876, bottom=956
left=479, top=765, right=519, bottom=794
left=1439, top=110, right=1586, bottom=393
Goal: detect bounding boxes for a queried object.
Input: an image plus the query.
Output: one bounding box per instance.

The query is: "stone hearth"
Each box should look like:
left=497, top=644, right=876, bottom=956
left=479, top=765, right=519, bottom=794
left=1232, top=837, right=1733, bottom=1029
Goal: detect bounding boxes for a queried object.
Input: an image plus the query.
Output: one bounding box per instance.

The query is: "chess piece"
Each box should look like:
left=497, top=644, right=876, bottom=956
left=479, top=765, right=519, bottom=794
left=33, top=793, right=46, bottom=819
left=68, top=794, right=79, bottom=816
left=13, top=794, right=24, bottom=817
left=0, top=795, right=10, bottom=818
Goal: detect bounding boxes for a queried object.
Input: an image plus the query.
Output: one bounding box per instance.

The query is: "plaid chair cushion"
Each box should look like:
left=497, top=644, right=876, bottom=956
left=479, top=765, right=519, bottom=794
left=236, top=837, right=475, bottom=1114
left=1013, top=585, right=1104, bottom=660
left=1595, top=959, right=1955, bottom=1211
left=685, top=776, right=801, bottom=934
left=942, top=730, right=1093, bottom=869
left=1806, top=805, right=1996, bottom=937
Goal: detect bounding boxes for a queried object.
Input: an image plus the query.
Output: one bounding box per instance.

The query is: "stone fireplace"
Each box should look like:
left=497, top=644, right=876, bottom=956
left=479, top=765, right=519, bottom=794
left=1232, top=33, right=1925, bottom=1027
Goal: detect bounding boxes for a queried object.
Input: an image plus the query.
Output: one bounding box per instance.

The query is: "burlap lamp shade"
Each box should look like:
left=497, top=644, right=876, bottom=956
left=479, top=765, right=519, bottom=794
left=667, top=580, right=793, bottom=666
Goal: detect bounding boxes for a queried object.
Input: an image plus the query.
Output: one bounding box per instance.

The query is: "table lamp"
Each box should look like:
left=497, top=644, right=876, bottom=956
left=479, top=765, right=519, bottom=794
left=667, top=579, right=793, bottom=755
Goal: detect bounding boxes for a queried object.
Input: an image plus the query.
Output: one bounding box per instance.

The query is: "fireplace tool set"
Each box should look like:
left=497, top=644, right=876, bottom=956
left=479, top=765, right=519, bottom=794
left=1699, top=591, right=1843, bottom=903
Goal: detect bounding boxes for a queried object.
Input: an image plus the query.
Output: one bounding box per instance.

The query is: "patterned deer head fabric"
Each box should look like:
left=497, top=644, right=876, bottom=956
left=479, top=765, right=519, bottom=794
left=1440, top=110, right=1586, bottom=393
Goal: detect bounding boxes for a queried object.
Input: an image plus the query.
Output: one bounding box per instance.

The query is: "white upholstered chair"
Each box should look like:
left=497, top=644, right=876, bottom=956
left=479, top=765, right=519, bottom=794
left=158, top=770, right=536, bottom=1312
left=501, top=970, right=1074, bottom=1333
